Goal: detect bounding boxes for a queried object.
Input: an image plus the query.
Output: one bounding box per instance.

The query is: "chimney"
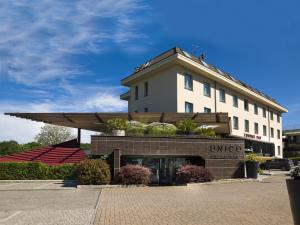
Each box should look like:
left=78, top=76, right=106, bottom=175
left=199, top=53, right=205, bottom=61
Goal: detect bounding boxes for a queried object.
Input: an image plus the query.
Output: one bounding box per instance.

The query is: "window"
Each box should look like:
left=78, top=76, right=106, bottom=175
left=233, top=95, right=238, bottom=107
left=184, top=74, right=193, bottom=90
left=204, top=107, right=211, bottom=113
left=271, top=128, right=274, bottom=138
left=254, top=104, right=258, bottom=115
left=263, top=108, right=267, bottom=118
left=254, top=123, right=259, bottom=135
left=277, top=146, right=281, bottom=156
left=185, top=102, right=193, bottom=113
left=144, top=82, right=148, bottom=97
left=204, top=82, right=211, bottom=97
left=233, top=116, right=239, bottom=130
left=219, top=89, right=226, bottom=102
left=263, top=125, right=267, bottom=136
left=144, top=107, right=148, bottom=112
left=277, top=130, right=281, bottom=139
left=270, top=112, right=274, bottom=120
left=134, top=86, right=138, bottom=100
left=244, top=99, right=249, bottom=111
left=277, top=113, right=280, bottom=123
left=244, top=120, right=249, bottom=132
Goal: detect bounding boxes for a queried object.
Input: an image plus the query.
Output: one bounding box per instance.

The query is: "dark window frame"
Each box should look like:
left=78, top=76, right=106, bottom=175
left=219, top=89, right=226, bottom=103
left=204, top=82, right=211, bottom=97
left=184, top=74, right=193, bottom=91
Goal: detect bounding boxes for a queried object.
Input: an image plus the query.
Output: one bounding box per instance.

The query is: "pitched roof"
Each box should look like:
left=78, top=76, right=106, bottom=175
left=122, top=46, right=284, bottom=108
left=0, top=146, right=86, bottom=165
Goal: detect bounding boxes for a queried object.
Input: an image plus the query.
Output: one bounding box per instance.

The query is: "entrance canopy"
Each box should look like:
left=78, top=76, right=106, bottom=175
left=5, top=112, right=230, bottom=134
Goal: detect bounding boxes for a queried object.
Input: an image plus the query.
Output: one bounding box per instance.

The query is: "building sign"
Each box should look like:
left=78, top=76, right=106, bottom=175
left=244, top=133, right=261, bottom=140
left=208, top=144, right=243, bottom=159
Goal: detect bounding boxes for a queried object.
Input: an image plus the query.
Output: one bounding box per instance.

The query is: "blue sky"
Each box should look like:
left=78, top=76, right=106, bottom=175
left=0, top=0, right=299, bottom=142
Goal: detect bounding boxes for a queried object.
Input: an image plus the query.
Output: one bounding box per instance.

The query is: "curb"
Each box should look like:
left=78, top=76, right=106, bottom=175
left=0, top=180, right=78, bottom=183
left=89, top=189, right=102, bottom=225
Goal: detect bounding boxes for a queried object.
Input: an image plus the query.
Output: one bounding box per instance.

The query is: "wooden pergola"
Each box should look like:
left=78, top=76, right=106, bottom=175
left=5, top=112, right=231, bottom=135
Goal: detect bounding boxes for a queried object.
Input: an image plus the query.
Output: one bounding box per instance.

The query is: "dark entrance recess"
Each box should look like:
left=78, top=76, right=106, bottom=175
left=121, top=156, right=205, bottom=185
left=245, top=139, right=275, bottom=157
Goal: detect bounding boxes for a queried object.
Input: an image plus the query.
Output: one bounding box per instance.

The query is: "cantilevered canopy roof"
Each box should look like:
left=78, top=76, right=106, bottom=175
left=5, top=112, right=231, bottom=134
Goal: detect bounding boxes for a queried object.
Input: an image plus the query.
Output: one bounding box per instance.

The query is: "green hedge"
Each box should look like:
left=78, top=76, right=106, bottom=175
left=0, top=162, right=77, bottom=180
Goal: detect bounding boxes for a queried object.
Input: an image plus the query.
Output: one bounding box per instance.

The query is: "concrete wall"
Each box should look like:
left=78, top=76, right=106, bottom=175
left=91, top=136, right=245, bottom=180
left=128, top=66, right=178, bottom=113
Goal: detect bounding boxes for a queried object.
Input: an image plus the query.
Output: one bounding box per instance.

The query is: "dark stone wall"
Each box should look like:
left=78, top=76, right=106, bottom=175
left=91, top=136, right=245, bottom=180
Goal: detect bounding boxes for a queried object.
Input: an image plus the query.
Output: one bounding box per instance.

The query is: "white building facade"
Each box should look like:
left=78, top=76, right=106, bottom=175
left=121, top=47, right=288, bottom=157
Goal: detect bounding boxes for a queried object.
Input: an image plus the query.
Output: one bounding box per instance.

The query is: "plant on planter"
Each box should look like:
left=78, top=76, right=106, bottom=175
left=106, top=118, right=128, bottom=136
left=176, top=119, right=197, bottom=135
left=195, top=128, right=216, bottom=137
left=176, top=165, right=213, bottom=184
left=245, top=153, right=260, bottom=179
left=286, top=166, right=300, bottom=225
left=117, top=164, right=152, bottom=185
left=145, top=122, right=177, bottom=136
left=126, top=121, right=146, bottom=136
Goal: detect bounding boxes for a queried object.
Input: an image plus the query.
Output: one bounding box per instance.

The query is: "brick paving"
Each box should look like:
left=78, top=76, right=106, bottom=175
left=94, top=175, right=293, bottom=225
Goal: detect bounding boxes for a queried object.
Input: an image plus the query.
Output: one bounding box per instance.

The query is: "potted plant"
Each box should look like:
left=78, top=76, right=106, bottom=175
left=286, top=166, right=300, bottom=225
left=245, top=153, right=260, bottom=179
left=176, top=119, right=197, bottom=135
left=106, top=118, right=128, bottom=136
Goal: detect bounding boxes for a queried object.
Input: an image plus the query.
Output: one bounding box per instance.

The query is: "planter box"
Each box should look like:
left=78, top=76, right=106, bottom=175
left=246, top=161, right=259, bottom=179
left=286, top=179, right=300, bottom=225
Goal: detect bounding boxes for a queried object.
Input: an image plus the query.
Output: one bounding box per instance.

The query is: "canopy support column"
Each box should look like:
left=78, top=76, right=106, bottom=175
left=77, top=128, right=81, bottom=145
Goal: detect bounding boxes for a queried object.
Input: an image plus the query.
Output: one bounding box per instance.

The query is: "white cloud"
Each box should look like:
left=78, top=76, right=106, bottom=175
left=0, top=0, right=150, bottom=85
left=0, top=83, right=127, bottom=143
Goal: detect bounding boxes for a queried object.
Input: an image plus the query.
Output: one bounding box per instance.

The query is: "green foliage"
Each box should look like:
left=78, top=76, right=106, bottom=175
left=145, top=122, right=177, bottom=136
left=80, top=143, right=91, bottom=150
left=126, top=121, right=146, bottom=136
left=76, top=159, right=111, bottom=185
left=176, top=119, right=197, bottom=134
left=291, top=167, right=300, bottom=180
left=106, top=118, right=127, bottom=131
left=0, top=162, right=76, bottom=180
left=35, top=124, right=75, bottom=146
left=195, top=128, right=216, bottom=137
left=126, top=126, right=146, bottom=136
left=0, top=141, right=42, bottom=156
left=245, top=153, right=261, bottom=162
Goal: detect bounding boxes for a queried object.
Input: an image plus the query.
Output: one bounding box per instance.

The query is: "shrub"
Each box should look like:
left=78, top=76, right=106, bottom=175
left=145, top=122, right=177, bottom=136
left=76, top=159, right=111, bottom=185
left=106, top=118, right=127, bottom=131
left=245, top=153, right=261, bottom=162
left=176, top=119, right=197, bottom=134
left=195, top=128, right=216, bottom=137
left=126, top=121, right=147, bottom=136
left=176, top=165, right=213, bottom=184
left=126, top=126, right=146, bottom=136
left=118, top=164, right=152, bottom=185
left=0, top=162, right=76, bottom=180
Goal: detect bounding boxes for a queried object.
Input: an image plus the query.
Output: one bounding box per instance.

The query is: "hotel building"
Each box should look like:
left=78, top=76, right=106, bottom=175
left=121, top=47, right=288, bottom=157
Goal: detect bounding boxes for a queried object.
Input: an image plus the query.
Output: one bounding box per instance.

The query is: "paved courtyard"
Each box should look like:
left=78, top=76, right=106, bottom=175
left=0, top=181, right=100, bottom=225
left=94, top=174, right=293, bottom=225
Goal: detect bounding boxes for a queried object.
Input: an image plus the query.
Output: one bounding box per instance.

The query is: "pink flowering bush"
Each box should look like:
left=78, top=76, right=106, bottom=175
left=176, top=165, right=213, bottom=184
left=118, top=164, right=152, bottom=185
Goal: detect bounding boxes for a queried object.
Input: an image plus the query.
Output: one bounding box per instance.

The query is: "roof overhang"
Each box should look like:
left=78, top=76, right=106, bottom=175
left=121, top=53, right=288, bottom=113
left=5, top=112, right=231, bottom=134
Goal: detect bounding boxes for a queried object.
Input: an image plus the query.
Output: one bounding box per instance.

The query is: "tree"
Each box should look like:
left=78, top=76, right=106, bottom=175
left=34, top=124, right=75, bottom=146
left=0, top=141, right=41, bottom=156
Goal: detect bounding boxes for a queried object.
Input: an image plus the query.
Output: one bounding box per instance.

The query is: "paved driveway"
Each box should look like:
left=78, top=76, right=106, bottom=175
left=94, top=175, right=293, bottom=225
left=0, top=181, right=100, bottom=225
